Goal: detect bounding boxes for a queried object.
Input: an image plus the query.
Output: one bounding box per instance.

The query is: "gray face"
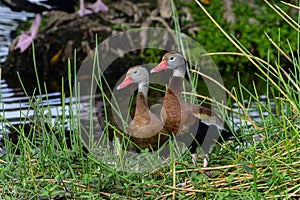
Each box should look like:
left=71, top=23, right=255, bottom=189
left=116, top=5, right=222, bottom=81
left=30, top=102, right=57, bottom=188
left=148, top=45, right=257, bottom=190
left=164, top=52, right=186, bottom=71
left=127, top=66, right=149, bottom=85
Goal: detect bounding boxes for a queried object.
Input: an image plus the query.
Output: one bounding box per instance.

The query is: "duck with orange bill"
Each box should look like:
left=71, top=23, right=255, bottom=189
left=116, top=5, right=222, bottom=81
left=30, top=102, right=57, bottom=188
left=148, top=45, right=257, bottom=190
left=151, top=51, right=233, bottom=167
left=117, top=66, right=171, bottom=151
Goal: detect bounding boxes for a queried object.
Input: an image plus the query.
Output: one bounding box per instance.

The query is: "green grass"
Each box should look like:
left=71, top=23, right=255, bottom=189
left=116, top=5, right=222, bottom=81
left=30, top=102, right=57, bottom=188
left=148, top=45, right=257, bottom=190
left=1, top=0, right=300, bottom=199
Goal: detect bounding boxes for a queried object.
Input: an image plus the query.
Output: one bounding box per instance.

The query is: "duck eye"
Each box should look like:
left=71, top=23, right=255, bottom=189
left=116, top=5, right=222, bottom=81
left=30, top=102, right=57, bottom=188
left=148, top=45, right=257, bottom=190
left=169, top=56, right=175, bottom=61
left=133, top=70, right=139, bottom=75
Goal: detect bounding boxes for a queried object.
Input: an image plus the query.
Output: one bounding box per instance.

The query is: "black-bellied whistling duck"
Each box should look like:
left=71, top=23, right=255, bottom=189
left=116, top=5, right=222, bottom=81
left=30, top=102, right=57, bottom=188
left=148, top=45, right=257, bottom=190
left=151, top=52, right=233, bottom=167
left=1, top=0, right=76, bottom=52
left=77, top=0, right=108, bottom=16
left=117, top=66, right=170, bottom=151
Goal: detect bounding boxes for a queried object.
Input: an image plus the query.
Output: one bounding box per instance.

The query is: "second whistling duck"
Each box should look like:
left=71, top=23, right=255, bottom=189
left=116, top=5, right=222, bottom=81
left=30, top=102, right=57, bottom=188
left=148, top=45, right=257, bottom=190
left=151, top=52, right=233, bottom=167
left=1, top=0, right=76, bottom=52
left=117, top=66, right=170, bottom=151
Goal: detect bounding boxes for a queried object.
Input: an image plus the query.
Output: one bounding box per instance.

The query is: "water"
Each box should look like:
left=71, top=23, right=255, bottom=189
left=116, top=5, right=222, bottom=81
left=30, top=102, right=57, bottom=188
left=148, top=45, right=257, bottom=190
left=0, top=76, right=105, bottom=153
left=0, top=78, right=68, bottom=134
left=0, top=5, right=32, bottom=138
left=0, top=4, right=88, bottom=144
left=0, top=5, right=106, bottom=153
left=0, top=5, right=34, bottom=63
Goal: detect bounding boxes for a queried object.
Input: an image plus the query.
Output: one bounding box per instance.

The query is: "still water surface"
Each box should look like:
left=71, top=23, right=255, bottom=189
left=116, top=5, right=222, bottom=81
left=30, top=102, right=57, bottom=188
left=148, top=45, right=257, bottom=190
left=0, top=5, right=83, bottom=147
left=0, top=5, right=34, bottom=63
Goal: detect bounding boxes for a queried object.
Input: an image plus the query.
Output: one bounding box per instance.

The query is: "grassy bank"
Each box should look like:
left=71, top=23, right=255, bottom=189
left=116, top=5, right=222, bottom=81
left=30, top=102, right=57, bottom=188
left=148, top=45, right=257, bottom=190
left=1, top=1, right=300, bottom=199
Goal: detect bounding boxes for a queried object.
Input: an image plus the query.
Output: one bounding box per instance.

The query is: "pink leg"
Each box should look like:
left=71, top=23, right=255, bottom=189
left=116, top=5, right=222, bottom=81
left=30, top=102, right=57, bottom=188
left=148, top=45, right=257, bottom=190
left=88, top=0, right=108, bottom=13
left=192, top=153, right=210, bottom=167
left=77, top=0, right=92, bottom=16
left=14, top=14, right=41, bottom=52
left=28, top=14, right=41, bottom=39
left=203, top=153, right=210, bottom=168
left=192, top=153, right=198, bottom=166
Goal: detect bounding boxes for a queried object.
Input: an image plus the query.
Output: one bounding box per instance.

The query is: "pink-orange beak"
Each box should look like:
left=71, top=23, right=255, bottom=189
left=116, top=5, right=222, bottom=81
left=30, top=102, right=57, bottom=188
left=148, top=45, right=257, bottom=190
left=117, top=75, right=133, bottom=90
left=150, top=60, right=168, bottom=73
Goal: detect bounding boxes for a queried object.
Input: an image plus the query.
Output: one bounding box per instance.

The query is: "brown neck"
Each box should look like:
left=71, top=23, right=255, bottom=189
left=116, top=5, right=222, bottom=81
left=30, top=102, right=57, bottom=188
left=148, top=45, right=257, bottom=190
left=134, top=92, right=150, bottom=124
left=165, top=76, right=183, bottom=100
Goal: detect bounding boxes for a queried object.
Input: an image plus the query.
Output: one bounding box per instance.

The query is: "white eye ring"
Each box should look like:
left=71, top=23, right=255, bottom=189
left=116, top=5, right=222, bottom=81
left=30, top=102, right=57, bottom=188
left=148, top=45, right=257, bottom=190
left=133, top=70, right=139, bottom=75
left=169, top=56, right=175, bottom=61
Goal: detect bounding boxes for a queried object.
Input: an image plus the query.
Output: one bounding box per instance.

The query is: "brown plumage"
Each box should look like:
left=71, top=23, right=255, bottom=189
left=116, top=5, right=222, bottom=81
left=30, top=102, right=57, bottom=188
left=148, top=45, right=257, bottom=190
left=151, top=52, right=233, bottom=167
left=117, top=66, right=170, bottom=151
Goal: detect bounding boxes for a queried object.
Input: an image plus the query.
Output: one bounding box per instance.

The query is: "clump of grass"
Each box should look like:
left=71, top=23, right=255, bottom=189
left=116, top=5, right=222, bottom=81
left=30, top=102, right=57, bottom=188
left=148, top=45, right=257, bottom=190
left=0, top=0, right=300, bottom=199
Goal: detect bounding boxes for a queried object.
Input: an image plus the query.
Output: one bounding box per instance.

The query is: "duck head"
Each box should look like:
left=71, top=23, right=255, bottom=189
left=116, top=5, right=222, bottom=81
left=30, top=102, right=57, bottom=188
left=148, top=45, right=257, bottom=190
left=150, top=52, right=186, bottom=77
left=117, top=66, right=149, bottom=93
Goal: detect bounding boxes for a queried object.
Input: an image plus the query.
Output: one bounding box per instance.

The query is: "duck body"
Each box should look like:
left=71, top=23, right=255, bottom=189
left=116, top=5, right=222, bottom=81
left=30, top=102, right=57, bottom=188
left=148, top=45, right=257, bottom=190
left=117, top=66, right=170, bottom=151
left=151, top=52, right=233, bottom=166
left=128, top=93, right=169, bottom=150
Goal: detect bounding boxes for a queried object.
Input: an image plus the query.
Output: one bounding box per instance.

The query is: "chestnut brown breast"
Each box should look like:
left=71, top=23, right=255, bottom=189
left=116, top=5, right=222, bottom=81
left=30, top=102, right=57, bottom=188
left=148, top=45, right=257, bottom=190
left=162, top=76, right=199, bottom=135
left=128, top=92, right=170, bottom=150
